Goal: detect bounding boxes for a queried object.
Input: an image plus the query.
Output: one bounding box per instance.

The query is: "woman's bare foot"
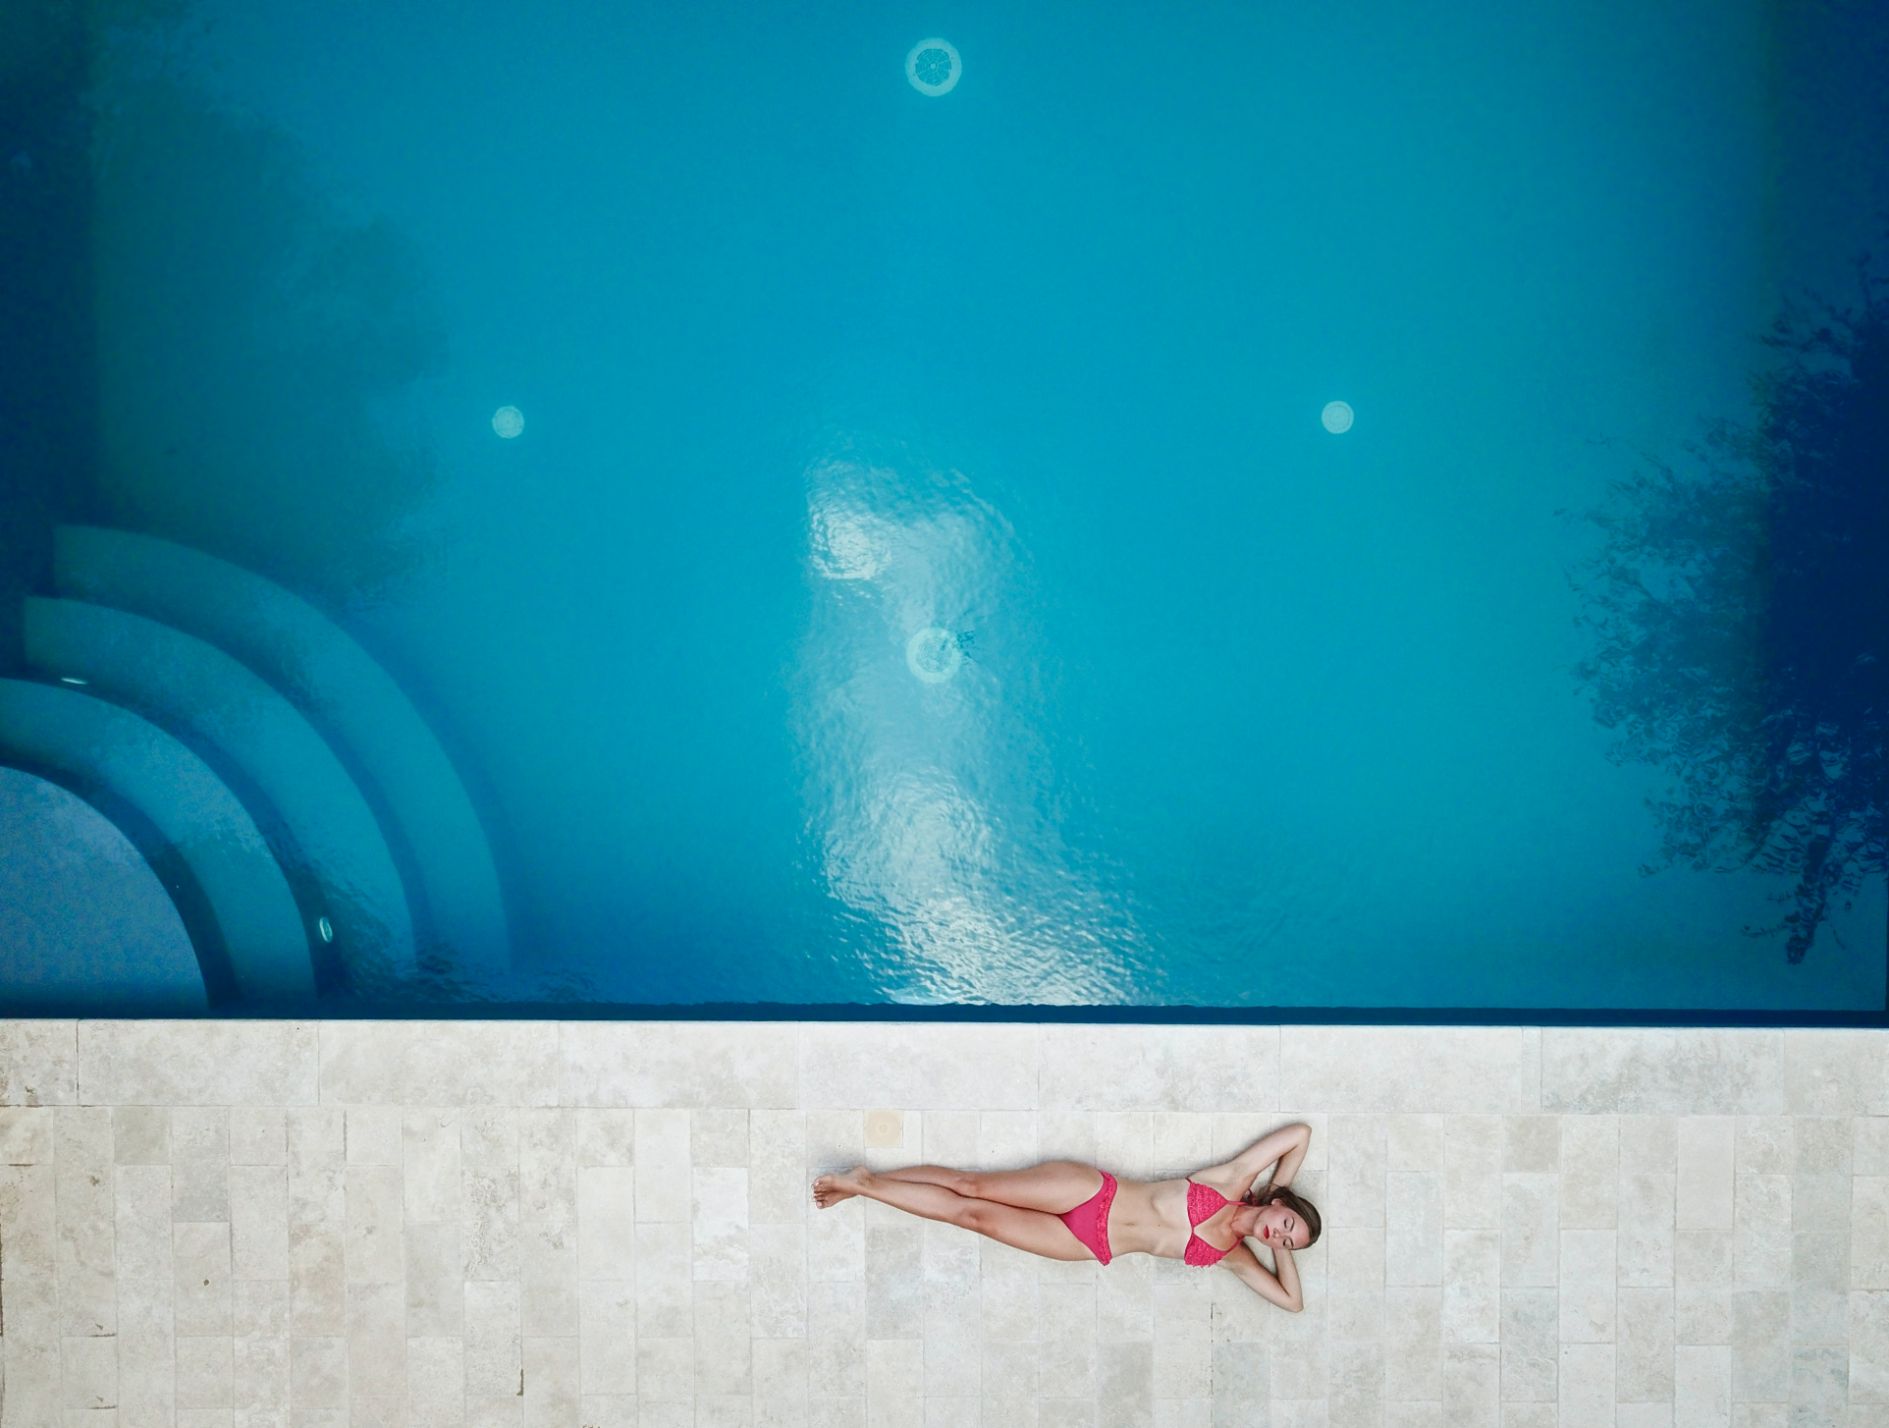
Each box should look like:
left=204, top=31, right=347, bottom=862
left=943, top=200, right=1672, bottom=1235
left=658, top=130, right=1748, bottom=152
left=811, top=1165, right=870, bottom=1209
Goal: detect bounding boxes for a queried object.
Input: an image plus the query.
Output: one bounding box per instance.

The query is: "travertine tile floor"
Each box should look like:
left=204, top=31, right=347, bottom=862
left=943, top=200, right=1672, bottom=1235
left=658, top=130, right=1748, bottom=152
left=1, top=1021, right=1886, bottom=1426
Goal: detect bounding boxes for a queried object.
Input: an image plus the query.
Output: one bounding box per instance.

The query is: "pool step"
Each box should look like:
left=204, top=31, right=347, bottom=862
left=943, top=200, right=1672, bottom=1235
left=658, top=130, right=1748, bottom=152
left=23, top=594, right=420, bottom=982
left=0, top=677, right=315, bottom=1003
left=0, top=765, right=209, bottom=1011
left=53, top=525, right=510, bottom=975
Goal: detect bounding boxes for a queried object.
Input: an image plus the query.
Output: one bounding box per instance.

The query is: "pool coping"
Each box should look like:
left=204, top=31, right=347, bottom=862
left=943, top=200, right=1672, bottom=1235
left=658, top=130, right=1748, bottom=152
left=7, top=1019, right=1885, bottom=1117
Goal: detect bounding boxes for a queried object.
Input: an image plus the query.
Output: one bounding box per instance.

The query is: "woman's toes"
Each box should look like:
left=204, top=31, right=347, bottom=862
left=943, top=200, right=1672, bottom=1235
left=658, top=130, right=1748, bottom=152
left=811, top=1172, right=858, bottom=1209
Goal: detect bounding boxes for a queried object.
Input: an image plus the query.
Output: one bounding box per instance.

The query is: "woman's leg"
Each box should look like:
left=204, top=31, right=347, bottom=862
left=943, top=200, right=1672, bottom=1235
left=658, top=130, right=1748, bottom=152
left=824, top=1160, right=1098, bottom=1211
left=809, top=1166, right=969, bottom=1209
left=873, top=1164, right=975, bottom=1193
left=812, top=1167, right=1091, bottom=1262
left=955, top=1160, right=1102, bottom=1214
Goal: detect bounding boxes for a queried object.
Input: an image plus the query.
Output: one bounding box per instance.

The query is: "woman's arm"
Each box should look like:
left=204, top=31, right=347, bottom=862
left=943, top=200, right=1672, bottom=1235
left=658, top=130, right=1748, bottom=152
left=1221, top=1241, right=1303, bottom=1312
left=1269, top=1242, right=1302, bottom=1308
left=1269, top=1123, right=1310, bottom=1189
left=1201, top=1121, right=1311, bottom=1193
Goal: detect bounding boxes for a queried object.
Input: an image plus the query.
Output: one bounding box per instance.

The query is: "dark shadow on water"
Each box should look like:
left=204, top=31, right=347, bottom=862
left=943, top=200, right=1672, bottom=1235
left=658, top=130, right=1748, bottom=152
left=0, top=3, right=95, bottom=673
left=74, top=2, right=533, bottom=1004
left=84, top=7, right=448, bottom=612
left=1564, top=233, right=1889, bottom=981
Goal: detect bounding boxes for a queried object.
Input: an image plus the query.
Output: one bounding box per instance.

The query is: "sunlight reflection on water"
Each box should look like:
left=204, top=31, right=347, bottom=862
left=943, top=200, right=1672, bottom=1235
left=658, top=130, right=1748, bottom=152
left=793, top=449, right=1142, bottom=1002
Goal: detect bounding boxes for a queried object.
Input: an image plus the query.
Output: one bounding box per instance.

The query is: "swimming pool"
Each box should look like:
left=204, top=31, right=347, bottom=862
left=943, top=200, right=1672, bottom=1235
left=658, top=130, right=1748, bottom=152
left=4, top=0, right=1887, bottom=1018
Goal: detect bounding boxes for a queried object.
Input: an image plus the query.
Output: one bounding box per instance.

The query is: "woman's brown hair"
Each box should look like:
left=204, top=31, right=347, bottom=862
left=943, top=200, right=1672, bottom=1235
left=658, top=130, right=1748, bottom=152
left=1242, top=1181, right=1322, bottom=1249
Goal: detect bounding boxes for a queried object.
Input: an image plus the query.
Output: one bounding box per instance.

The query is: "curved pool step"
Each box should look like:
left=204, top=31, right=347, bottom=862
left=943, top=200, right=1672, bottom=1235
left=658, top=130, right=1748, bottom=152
left=0, top=765, right=209, bottom=1011
left=23, top=595, right=420, bottom=982
left=53, top=525, right=509, bottom=974
left=0, top=677, right=315, bottom=1003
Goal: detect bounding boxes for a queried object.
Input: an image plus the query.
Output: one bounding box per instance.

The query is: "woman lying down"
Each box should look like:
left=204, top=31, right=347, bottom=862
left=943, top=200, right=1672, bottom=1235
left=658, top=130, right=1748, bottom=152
left=813, top=1121, right=1318, bottom=1310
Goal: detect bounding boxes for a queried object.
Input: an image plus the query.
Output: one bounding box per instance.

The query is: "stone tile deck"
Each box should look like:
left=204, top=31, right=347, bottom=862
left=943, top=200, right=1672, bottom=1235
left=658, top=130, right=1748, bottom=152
left=1, top=1021, right=1885, bottom=1425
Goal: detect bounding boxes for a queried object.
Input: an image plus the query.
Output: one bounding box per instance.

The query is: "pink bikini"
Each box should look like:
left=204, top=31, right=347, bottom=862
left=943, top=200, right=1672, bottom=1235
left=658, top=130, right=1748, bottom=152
left=1058, top=1173, right=1235, bottom=1268
left=1058, top=1171, right=1119, bottom=1264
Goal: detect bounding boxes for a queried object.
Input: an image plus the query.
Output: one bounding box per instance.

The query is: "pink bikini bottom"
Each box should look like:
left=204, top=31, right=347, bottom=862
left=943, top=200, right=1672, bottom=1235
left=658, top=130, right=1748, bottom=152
left=1058, top=1169, right=1117, bottom=1265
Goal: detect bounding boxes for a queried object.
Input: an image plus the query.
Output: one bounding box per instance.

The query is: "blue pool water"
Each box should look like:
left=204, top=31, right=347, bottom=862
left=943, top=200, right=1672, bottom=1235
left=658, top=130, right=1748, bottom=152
left=4, top=0, right=1887, bottom=1015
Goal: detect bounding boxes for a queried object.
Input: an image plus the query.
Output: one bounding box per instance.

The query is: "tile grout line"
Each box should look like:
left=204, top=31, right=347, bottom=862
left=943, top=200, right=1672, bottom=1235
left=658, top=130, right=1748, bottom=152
left=1537, top=1022, right=1544, bottom=1113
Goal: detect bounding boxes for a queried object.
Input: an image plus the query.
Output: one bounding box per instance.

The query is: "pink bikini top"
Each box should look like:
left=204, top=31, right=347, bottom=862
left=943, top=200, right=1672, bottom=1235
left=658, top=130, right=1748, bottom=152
left=1183, top=1180, right=1234, bottom=1267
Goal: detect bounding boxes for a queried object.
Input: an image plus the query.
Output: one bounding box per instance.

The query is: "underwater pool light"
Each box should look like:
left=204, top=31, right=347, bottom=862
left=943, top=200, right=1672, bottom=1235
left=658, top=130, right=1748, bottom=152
left=906, top=38, right=961, bottom=96
left=492, top=405, right=525, bottom=439
left=1321, top=400, right=1354, bottom=434
left=906, top=626, right=964, bottom=683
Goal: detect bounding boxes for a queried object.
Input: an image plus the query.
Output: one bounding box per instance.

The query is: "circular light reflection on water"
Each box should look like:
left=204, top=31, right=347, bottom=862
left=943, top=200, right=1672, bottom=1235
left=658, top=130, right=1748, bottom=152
left=905, top=626, right=964, bottom=683
left=1321, top=400, right=1354, bottom=434
left=492, top=405, right=525, bottom=439
left=906, top=38, right=961, bottom=96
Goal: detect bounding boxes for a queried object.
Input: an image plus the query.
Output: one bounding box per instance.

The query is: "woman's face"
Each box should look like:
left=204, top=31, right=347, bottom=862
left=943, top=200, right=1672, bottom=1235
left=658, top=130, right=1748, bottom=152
left=1244, top=1197, right=1305, bottom=1250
